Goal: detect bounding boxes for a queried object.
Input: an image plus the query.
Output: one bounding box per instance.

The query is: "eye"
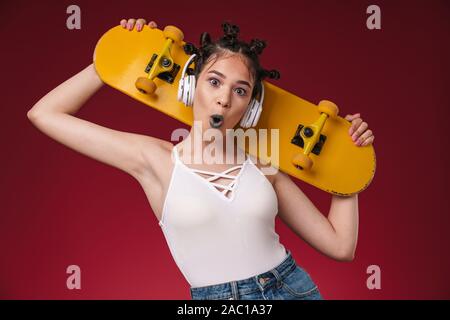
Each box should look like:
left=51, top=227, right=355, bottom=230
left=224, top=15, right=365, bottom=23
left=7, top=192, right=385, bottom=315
left=208, top=77, right=247, bottom=97
left=208, top=78, right=220, bottom=86
left=235, top=88, right=247, bottom=96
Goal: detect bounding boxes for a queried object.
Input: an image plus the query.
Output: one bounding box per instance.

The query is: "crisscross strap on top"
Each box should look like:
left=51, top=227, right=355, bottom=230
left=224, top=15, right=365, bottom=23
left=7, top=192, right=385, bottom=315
left=190, top=165, right=243, bottom=195
left=173, top=145, right=246, bottom=197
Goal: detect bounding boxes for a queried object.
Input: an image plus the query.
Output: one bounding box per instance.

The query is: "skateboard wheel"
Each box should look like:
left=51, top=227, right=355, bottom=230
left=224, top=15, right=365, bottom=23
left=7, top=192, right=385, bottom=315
left=135, top=77, right=156, bottom=95
left=318, top=100, right=339, bottom=118
left=292, top=153, right=313, bottom=171
left=163, top=25, right=184, bottom=43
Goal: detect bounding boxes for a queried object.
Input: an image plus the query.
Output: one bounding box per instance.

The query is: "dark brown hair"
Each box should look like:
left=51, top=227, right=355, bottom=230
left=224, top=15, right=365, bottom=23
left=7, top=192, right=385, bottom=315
left=183, top=21, right=280, bottom=100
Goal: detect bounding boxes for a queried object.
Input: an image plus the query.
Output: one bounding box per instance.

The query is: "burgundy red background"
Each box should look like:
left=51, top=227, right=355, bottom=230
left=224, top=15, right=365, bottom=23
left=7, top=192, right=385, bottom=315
left=1, top=0, right=449, bottom=299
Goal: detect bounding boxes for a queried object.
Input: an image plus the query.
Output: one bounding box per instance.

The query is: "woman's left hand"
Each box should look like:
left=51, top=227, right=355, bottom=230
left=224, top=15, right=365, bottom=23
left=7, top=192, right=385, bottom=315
left=344, top=113, right=374, bottom=147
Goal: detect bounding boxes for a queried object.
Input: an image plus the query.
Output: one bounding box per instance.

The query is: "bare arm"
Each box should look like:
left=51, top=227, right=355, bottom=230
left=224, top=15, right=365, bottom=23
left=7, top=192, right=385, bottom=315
left=27, top=19, right=163, bottom=180
left=27, top=64, right=156, bottom=178
left=27, top=19, right=165, bottom=179
left=28, top=63, right=104, bottom=116
left=274, top=113, right=373, bottom=261
left=274, top=171, right=358, bottom=261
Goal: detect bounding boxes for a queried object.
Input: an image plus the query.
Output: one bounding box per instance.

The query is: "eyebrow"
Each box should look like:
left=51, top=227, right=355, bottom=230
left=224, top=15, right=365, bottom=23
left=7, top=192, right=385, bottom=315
left=207, top=70, right=252, bottom=88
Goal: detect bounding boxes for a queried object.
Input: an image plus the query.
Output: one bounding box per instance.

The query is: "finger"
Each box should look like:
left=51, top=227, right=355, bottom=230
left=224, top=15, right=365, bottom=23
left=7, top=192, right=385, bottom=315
left=127, top=18, right=136, bottom=30
left=136, top=18, right=146, bottom=31
left=361, top=135, right=375, bottom=147
left=345, top=113, right=361, bottom=122
left=355, top=129, right=373, bottom=146
left=352, top=121, right=369, bottom=141
left=347, top=114, right=361, bottom=135
left=349, top=117, right=362, bottom=136
left=120, top=19, right=127, bottom=28
left=148, top=20, right=158, bottom=28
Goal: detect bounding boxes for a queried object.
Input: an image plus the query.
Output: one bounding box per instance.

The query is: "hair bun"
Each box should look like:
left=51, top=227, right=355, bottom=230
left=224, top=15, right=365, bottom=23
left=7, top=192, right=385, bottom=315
left=183, top=42, right=198, bottom=55
left=190, top=21, right=282, bottom=86
left=200, top=32, right=212, bottom=48
left=260, top=69, right=281, bottom=80
left=249, top=38, right=266, bottom=55
left=221, top=22, right=240, bottom=40
left=268, top=69, right=280, bottom=79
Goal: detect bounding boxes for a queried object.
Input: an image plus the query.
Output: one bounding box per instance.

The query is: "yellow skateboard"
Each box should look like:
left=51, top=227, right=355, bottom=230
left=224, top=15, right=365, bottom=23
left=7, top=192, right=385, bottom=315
left=93, top=25, right=376, bottom=196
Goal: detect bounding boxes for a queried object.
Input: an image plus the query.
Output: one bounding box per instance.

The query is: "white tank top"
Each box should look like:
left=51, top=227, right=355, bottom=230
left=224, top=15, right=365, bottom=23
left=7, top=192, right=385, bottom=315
left=158, top=144, right=287, bottom=288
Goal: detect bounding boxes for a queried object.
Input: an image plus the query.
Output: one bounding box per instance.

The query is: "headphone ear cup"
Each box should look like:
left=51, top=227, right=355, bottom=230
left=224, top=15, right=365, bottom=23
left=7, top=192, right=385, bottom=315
left=240, top=99, right=255, bottom=128
left=252, top=102, right=263, bottom=127
left=189, top=75, right=196, bottom=106
left=178, top=54, right=197, bottom=107
left=247, top=100, right=259, bottom=128
left=177, top=75, right=184, bottom=102
left=182, top=76, right=189, bottom=106
left=250, top=101, right=262, bottom=127
left=186, top=76, right=193, bottom=106
left=250, top=82, right=265, bottom=127
left=185, top=76, right=190, bottom=106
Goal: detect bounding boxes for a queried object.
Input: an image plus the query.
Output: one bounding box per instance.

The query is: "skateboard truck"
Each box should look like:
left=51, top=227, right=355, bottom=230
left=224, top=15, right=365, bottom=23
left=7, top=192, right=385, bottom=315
left=291, top=100, right=339, bottom=170
left=143, top=54, right=180, bottom=84
left=135, top=25, right=184, bottom=95
left=291, top=124, right=327, bottom=155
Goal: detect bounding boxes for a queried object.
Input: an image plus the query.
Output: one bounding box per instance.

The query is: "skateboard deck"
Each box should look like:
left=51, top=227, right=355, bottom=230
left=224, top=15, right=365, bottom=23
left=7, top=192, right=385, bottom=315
left=94, top=25, right=376, bottom=195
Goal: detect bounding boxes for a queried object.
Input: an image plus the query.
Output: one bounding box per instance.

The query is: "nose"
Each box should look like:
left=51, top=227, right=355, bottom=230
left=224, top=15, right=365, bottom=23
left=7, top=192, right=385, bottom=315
left=216, top=91, right=231, bottom=108
left=216, top=99, right=230, bottom=108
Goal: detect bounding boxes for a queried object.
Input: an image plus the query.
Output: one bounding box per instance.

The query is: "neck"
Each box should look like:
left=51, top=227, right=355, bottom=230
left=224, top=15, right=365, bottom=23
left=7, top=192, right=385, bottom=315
left=177, top=126, right=244, bottom=165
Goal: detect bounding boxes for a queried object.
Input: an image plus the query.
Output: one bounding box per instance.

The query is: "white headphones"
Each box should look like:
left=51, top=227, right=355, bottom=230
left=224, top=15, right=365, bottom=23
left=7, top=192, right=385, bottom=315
left=177, top=54, right=265, bottom=128
left=177, top=54, right=197, bottom=107
left=239, top=81, right=265, bottom=128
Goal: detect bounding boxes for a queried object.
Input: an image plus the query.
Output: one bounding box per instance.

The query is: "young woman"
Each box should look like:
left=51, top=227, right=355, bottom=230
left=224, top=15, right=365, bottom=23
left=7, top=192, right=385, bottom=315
left=27, top=18, right=374, bottom=300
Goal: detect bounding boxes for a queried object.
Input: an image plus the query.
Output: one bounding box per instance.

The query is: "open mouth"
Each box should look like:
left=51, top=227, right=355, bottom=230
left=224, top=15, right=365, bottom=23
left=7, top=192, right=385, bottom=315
left=209, top=114, right=224, bottom=128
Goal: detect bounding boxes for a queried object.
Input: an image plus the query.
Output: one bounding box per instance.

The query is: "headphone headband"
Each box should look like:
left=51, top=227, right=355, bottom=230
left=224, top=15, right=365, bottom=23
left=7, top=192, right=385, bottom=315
left=181, top=54, right=196, bottom=78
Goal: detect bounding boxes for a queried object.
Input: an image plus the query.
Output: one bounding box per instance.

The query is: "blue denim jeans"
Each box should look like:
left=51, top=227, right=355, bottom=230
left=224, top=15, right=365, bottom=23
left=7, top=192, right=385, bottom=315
left=189, top=250, right=323, bottom=300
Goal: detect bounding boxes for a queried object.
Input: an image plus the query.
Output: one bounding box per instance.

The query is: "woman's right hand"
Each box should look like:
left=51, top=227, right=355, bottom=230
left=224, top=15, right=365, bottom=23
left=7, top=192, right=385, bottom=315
left=120, top=18, right=158, bottom=31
